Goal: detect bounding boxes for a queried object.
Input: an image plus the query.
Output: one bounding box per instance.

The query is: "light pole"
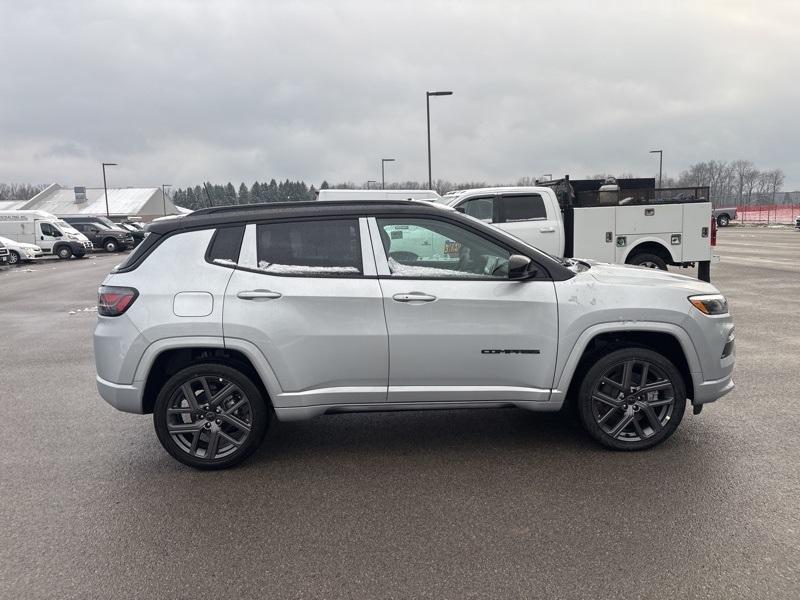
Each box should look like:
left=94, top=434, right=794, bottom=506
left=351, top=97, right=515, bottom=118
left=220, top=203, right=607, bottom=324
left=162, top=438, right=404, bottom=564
left=101, top=162, right=117, bottom=218
left=649, top=150, right=663, bottom=189
left=161, top=184, right=171, bottom=216
left=367, top=180, right=378, bottom=190
left=426, top=90, right=453, bottom=190
left=381, top=158, right=395, bottom=190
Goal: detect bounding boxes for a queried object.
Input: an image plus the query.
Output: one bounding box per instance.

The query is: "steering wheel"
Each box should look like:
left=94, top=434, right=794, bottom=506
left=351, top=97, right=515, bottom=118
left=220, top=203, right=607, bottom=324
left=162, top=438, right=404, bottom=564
left=389, top=251, right=418, bottom=262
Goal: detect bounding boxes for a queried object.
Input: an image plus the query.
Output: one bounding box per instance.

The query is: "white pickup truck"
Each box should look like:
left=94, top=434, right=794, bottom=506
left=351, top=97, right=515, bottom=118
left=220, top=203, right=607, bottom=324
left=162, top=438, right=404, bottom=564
left=436, top=177, right=715, bottom=281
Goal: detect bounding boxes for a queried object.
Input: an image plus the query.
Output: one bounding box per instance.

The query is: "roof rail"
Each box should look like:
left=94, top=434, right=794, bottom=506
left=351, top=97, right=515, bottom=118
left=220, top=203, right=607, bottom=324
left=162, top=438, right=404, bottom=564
left=187, top=199, right=425, bottom=217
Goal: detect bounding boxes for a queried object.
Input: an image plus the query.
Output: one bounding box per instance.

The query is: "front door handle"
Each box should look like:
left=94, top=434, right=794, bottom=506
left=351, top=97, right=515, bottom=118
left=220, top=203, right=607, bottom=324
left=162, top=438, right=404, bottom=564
left=392, top=292, right=437, bottom=303
left=237, top=289, right=282, bottom=300
left=539, top=226, right=556, bottom=233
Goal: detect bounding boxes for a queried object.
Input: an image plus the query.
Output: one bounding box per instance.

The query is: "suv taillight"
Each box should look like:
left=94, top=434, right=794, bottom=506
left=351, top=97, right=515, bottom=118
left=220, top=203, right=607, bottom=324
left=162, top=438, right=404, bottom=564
left=710, top=216, right=717, bottom=247
left=98, top=286, right=138, bottom=316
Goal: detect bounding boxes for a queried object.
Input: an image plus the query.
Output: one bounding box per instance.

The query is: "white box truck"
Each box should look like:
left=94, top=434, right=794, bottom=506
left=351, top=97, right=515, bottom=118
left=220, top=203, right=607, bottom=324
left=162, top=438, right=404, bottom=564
left=436, top=177, right=716, bottom=281
left=0, top=210, right=94, bottom=259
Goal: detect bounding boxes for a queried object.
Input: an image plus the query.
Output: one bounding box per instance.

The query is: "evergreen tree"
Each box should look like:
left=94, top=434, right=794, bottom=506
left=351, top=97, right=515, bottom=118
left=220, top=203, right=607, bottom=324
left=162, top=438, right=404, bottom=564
left=238, top=182, right=250, bottom=204
left=251, top=181, right=262, bottom=203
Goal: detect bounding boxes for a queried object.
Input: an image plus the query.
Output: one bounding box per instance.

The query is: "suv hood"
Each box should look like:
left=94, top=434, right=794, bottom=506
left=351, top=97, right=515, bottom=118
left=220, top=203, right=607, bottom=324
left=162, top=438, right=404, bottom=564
left=580, top=260, right=719, bottom=294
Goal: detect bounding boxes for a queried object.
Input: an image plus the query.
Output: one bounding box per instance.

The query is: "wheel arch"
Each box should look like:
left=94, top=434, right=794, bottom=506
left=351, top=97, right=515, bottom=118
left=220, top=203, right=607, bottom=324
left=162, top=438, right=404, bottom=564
left=554, top=323, right=700, bottom=407
left=622, top=239, right=676, bottom=265
left=138, top=339, right=281, bottom=414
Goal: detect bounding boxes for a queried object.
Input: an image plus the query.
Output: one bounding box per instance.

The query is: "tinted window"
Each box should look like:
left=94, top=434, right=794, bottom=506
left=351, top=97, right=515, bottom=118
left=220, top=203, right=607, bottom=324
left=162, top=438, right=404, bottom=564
left=41, top=223, right=61, bottom=236
left=377, top=218, right=511, bottom=279
left=459, top=196, right=495, bottom=222
left=207, top=226, right=245, bottom=265
left=256, top=219, right=362, bottom=276
left=502, top=194, right=546, bottom=221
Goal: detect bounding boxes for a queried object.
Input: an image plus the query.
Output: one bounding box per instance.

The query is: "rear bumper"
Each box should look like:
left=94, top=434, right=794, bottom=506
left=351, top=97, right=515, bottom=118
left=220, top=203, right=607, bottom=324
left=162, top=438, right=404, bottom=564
left=96, top=375, right=144, bottom=413
left=692, top=373, right=735, bottom=405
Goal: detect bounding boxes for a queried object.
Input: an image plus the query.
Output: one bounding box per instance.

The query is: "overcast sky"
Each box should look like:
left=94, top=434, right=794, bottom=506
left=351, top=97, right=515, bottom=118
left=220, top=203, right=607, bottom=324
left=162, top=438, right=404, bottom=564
left=1, top=0, right=798, bottom=190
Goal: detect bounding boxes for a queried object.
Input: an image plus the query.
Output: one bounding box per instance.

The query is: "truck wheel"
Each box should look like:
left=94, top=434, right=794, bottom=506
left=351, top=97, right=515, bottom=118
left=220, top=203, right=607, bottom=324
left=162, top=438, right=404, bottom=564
left=8, top=251, right=20, bottom=265
left=716, top=214, right=730, bottom=227
left=56, top=246, right=72, bottom=260
left=153, top=363, right=270, bottom=470
left=628, top=253, right=667, bottom=270
left=577, top=347, right=686, bottom=451
left=103, top=239, right=119, bottom=253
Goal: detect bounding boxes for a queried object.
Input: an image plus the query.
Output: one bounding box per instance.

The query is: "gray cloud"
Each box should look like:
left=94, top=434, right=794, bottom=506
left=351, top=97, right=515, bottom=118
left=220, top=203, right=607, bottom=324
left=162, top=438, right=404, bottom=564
left=1, top=0, right=798, bottom=189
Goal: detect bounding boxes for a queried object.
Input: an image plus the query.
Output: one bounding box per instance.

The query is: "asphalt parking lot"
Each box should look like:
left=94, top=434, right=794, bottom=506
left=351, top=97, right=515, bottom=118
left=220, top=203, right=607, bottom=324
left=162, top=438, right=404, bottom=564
left=1, top=228, right=798, bottom=599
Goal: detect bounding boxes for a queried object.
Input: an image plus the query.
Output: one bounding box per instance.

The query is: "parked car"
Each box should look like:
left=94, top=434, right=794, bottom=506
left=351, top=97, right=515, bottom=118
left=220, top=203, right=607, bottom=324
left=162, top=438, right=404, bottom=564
left=0, top=239, right=9, bottom=265
left=94, top=200, right=735, bottom=469
left=114, top=222, right=146, bottom=246
left=712, top=207, right=737, bottom=227
left=0, top=235, right=42, bottom=264
left=436, top=179, right=716, bottom=281
left=62, top=218, right=134, bottom=252
left=0, top=210, right=93, bottom=259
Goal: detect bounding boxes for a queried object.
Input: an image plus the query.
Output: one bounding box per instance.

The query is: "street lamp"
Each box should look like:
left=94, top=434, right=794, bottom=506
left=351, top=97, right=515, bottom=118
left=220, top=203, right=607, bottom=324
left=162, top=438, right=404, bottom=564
left=101, top=162, right=117, bottom=218
left=366, top=180, right=378, bottom=190
left=426, top=90, right=453, bottom=190
left=649, top=150, right=663, bottom=189
left=161, top=184, right=172, bottom=216
left=381, top=158, right=395, bottom=190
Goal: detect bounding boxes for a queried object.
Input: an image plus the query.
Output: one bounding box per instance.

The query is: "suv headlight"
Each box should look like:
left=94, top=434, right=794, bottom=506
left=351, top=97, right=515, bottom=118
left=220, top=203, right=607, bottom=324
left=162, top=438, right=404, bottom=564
left=688, top=294, right=728, bottom=315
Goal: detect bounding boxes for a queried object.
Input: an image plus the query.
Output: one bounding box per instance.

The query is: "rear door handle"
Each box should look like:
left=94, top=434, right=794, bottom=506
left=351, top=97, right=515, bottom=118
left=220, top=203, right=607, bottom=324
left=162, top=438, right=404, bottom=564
left=539, top=226, right=556, bottom=233
left=237, top=290, right=282, bottom=300
left=392, top=292, right=437, bottom=303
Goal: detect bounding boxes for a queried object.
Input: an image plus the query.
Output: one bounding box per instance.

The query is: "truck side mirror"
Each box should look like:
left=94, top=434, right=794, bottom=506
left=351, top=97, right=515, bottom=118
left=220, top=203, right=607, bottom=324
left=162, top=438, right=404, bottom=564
left=508, top=254, right=535, bottom=280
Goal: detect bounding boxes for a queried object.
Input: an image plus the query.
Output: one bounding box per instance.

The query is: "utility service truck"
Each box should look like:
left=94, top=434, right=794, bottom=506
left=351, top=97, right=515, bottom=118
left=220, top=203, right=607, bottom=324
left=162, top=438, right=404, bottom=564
left=436, top=177, right=716, bottom=281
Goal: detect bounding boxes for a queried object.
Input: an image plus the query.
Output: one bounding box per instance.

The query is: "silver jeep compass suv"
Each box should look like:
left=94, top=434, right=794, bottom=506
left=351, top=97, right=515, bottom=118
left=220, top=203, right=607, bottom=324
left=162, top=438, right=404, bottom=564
left=94, top=200, right=735, bottom=469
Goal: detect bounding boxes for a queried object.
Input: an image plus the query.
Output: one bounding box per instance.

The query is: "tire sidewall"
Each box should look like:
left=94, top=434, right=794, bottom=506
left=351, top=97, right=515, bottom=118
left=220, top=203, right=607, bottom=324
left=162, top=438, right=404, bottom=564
left=8, top=251, right=19, bottom=265
left=104, top=239, right=118, bottom=253
left=577, top=347, right=686, bottom=451
left=153, top=363, right=270, bottom=469
left=57, top=246, right=72, bottom=259
left=629, top=252, right=668, bottom=270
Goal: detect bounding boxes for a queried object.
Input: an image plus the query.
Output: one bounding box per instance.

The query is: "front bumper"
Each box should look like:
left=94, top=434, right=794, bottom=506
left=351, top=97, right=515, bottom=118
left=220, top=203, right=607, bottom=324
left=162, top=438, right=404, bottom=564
left=96, top=375, right=144, bottom=413
left=693, top=373, right=735, bottom=405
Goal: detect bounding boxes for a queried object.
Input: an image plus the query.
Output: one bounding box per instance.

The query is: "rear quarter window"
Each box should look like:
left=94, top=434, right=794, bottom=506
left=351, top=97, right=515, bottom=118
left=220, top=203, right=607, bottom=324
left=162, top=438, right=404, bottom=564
left=206, top=225, right=245, bottom=266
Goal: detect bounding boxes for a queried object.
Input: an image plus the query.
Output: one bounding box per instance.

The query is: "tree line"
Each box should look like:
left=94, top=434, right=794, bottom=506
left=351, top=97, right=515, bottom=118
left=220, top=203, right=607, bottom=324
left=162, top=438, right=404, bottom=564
left=172, top=179, right=316, bottom=210
left=660, top=160, right=787, bottom=206
left=0, top=183, right=46, bottom=201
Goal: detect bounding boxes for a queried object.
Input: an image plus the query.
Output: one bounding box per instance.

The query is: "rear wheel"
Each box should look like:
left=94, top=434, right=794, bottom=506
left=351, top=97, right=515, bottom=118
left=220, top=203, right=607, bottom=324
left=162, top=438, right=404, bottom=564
left=717, top=214, right=730, bottom=227
left=628, top=252, right=668, bottom=270
left=577, top=348, right=686, bottom=450
left=8, top=251, right=20, bottom=265
left=153, top=363, right=270, bottom=469
left=56, top=245, right=72, bottom=260
left=103, top=238, right=119, bottom=253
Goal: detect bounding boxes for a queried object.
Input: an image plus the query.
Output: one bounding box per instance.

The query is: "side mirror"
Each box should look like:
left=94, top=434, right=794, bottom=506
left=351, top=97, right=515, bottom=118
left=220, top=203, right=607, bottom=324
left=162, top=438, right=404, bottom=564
left=508, top=254, right=535, bottom=280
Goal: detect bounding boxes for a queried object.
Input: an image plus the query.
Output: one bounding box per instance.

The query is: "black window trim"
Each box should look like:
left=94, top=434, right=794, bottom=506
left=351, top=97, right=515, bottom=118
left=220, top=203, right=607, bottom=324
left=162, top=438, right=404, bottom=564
left=204, top=224, right=246, bottom=270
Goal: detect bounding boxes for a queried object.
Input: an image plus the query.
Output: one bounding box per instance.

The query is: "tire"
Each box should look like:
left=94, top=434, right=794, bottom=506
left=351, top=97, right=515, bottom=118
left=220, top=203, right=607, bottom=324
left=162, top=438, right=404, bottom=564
left=577, top=347, right=686, bottom=451
left=8, top=251, right=20, bottom=265
left=153, top=363, right=270, bottom=469
left=717, top=214, right=730, bottom=227
left=628, top=252, right=668, bottom=270
left=103, top=239, right=119, bottom=253
left=56, top=245, right=72, bottom=260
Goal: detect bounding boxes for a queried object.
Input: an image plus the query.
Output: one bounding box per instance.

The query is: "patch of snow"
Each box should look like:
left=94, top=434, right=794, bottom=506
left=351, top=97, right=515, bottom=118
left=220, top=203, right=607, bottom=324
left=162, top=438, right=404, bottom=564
left=257, top=261, right=359, bottom=274
left=213, top=258, right=238, bottom=266
left=387, top=257, right=490, bottom=278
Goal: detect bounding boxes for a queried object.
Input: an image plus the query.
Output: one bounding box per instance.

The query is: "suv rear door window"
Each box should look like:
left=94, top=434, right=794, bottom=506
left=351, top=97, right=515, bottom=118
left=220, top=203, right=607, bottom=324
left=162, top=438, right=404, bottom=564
left=256, top=219, right=362, bottom=276
left=500, top=194, right=547, bottom=221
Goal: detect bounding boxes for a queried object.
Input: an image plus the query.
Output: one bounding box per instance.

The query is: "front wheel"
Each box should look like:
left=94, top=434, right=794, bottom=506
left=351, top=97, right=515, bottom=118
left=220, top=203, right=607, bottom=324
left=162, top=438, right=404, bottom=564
left=153, top=363, right=270, bottom=469
left=717, top=214, right=730, bottom=227
left=628, top=252, right=668, bottom=270
left=8, top=251, right=20, bottom=265
left=103, top=239, right=119, bottom=253
left=577, top=348, right=686, bottom=450
left=56, top=245, right=72, bottom=260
